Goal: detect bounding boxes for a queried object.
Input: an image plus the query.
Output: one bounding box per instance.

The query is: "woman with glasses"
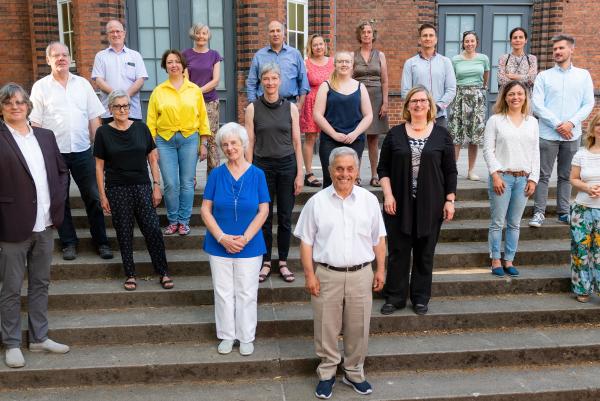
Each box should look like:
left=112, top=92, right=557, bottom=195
left=448, top=31, right=490, bottom=181
left=497, top=27, right=537, bottom=95
left=147, top=49, right=211, bottom=236
left=313, top=51, right=373, bottom=188
left=183, top=23, right=223, bottom=178
left=95, top=90, right=173, bottom=291
left=378, top=86, right=457, bottom=316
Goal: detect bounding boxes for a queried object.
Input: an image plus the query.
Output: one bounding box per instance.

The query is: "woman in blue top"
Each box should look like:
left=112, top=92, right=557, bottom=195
left=200, top=122, right=270, bottom=357
left=313, top=51, right=373, bottom=188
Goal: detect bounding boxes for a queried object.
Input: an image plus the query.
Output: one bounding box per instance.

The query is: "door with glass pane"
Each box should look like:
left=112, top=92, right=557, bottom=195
left=126, top=0, right=235, bottom=122
left=438, top=4, right=532, bottom=113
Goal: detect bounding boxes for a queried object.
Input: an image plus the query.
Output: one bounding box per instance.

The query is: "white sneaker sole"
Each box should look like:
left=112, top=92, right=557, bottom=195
left=342, top=376, right=373, bottom=395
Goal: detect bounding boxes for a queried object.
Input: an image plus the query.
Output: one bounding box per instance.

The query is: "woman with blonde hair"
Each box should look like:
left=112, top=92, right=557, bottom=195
left=353, top=20, right=389, bottom=187
left=300, top=34, right=334, bottom=187
left=569, top=112, right=600, bottom=303
left=483, top=80, right=539, bottom=278
left=313, top=51, right=373, bottom=188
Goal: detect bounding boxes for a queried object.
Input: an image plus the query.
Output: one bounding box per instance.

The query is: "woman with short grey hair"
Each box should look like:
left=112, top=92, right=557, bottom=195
left=183, top=22, right=223, bottom=179
left=94, top=90, right=172, bottom=291
left=200, top=122, right=270, bottom=356
left=245, top=61, right=304, bottom=284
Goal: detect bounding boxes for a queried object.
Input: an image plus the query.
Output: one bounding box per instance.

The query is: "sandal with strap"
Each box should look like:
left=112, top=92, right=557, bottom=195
left=123, top=277, right=137, bottom=291
left=279, top=264, right=295, bottom=283
left=370, top=177, right=380, bottom=187
left=259, top=262, right=271, bottom=283
left=160, top=275, right=174, bottom=290
left=304, top=173, right=322, bottom=187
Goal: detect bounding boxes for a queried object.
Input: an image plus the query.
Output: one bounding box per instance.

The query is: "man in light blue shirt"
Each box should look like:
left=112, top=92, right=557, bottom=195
left=401, top=24, right=456, bottom=127
left=92, top=20, right=148, bottom=123
left=530, top=34, right=595, bottom=227
left=246, top=21, right=310, bottom=109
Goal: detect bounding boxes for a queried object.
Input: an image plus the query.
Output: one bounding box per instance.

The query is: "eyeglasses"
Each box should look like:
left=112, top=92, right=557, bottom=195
left=409, top=99, right=429, bottom=105
left=336, top=59, right=352, bottom=65
left=107, top=30, right=124, bottom=35
left=2, top=100, right=27, bottom=107
left=111, top=104, right=130, bottom=111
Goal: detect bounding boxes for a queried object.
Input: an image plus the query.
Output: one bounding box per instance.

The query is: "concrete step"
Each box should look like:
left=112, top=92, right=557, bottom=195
left=60, top=218, right=569, bottom=252
left=48, top=239, right=569, bottom=280
left=24, top=293, right=600, bottom=346
left=69, top=199, right=561, bottom=228
left=26, top=266, right=570, bottom=310
left=2, top=326, right=600, bottom=391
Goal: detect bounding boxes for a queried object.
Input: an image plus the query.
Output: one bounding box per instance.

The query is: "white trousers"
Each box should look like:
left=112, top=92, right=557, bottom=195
left=209, top=255, right=262, bottom=343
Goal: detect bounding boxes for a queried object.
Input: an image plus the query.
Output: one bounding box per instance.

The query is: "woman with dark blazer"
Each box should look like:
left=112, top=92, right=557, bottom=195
left=378, top=86, right=457, bottom=316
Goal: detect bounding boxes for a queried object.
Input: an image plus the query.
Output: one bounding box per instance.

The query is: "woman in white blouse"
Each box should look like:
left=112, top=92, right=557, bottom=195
left=483, top=81, right=539, bottom=277
left=569, top=113, right=600, bottom=303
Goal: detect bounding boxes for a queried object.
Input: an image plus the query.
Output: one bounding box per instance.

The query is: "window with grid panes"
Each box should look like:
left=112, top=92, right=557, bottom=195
left=57, top=0, right=76, bottom=67
left=287, top=0, right=308, bottom=56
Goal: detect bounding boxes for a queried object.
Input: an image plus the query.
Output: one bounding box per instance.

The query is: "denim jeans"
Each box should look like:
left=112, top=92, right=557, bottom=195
left=155, top=132, right=199, bottom=225
left=488, top=174, right=529, bottom=262
left=59, top=148, right=108, bottom=247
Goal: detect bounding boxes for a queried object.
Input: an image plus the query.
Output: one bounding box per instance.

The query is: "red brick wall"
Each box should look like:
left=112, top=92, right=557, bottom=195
left=0, top=1, right=34, bottom=90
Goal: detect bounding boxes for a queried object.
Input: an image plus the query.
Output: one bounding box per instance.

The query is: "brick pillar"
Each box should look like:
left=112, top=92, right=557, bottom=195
left=28, top=0, right=60, bottom=81
left=0, top=1, right=34, bottom=90
left=308, top=0, right=335, bottom=50
left=530, top=0, right=564, bottom=70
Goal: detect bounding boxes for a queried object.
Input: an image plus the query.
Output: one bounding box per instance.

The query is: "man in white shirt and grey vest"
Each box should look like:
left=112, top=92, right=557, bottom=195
left=294, top=147, right=386, bottom=399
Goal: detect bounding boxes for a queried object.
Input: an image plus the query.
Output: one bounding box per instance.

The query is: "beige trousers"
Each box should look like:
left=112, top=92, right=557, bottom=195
left=311, top=263, right=373, bottom=382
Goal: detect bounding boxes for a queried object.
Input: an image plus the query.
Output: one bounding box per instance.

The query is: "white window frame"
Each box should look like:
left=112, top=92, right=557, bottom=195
left=287, top=0, right=308, bottom=56
left=57, top=0, right=76, bottom=67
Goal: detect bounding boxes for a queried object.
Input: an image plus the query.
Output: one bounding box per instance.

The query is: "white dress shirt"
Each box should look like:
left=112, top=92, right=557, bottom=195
left=6, top=123, right=52, bottom=231
left=294, top=185, right=386, bottom=267
left=483, top=114, right=540, bottom=183
left=29, top=73, right=105, bottom=153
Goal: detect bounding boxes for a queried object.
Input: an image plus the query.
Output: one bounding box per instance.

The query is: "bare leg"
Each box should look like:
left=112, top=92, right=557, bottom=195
left=454, top=145, right=461, bottom=161
left=367, top=135, right=379, bottom=180
left=302, top=132, right=317, bottom=176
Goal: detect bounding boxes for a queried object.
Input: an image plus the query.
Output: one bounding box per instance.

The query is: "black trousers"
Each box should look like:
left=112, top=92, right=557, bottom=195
left=105, top=184, right=168, bottom=278
left=383, top=203, right=442, bottom=307
left=318, top=134, right=365, bottom=188
left=253, top=154, right=297, bottom=262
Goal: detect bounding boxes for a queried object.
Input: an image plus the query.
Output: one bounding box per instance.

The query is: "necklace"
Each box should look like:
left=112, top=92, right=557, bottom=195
left=410, top=122, right=428, bottom=131
left=231, top=175, right=245, bottom=222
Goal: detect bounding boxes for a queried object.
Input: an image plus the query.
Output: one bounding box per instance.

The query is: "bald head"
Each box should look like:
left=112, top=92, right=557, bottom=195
left=106, top=20, right=126, bottom=50
left=268, top=20, right=285, bottom=50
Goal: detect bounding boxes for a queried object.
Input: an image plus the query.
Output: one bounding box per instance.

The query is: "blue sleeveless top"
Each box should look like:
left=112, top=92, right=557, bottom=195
left=323, top=81, right=363, bottom=135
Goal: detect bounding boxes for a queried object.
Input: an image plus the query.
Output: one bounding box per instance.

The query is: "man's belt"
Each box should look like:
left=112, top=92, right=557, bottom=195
left=318, top=262, right=370, bottom=272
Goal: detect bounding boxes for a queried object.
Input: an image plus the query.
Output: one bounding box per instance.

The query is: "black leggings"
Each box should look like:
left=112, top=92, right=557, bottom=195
left=106, top=184, right=168, bottom=278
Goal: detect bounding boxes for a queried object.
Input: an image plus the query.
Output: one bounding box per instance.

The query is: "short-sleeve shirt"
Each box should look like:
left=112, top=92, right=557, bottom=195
left=92, top=46, right=148, bottom=119
left=452, top=54, right=490, bottom=87
left=203, top=164, right=270, bottom=258
left=182, top=48, right=223, bottom=103
left=572, top=148, right=600, bottom=208
left=93, top=121, right=155, bottom=187
left=29, top=73, right=106, bottom=153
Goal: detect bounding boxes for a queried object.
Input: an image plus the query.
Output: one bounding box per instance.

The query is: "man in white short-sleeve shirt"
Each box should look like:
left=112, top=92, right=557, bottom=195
left=30, top=41, right=112, bottom=261
left=92, top=19, right=148, bottom=123
left=294, top=147, right=386, bottom=399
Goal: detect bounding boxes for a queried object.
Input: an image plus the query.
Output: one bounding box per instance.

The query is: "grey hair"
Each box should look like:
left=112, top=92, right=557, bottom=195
left=46, top=41, right=69, bottom=59
left=0, top=82, right=33, bottom=119
left=268, top=20, right=286, bottom=32
left=328, top=147, right=359, bottom=169
left=551, top=34, right=575, bottom=46
left=106, top=19, right=125, bottom=32
left=107, top=89, right=130, bottom=108
left=189, top=23, right=211, bottom=41
left=215, top=122, right=249, bottom=152
left=260, top=62, right=281, bottom=79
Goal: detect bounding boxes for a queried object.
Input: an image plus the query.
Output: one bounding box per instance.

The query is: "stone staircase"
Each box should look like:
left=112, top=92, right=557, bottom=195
left=3, top=179, right=600, bottom=401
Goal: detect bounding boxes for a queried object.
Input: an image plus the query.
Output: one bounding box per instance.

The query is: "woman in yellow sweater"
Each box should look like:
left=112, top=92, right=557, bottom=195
left=147, top=49, right=211, bottom=235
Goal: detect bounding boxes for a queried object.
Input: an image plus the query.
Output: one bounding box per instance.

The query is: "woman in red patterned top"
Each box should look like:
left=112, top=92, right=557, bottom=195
left=300, top=34, right=334, bottom=187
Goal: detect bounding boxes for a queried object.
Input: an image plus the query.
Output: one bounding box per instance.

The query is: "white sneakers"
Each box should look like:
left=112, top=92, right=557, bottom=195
left=5, top=339, right=70, bottom=368
left=5, top=348, right=25, bottom=368
left=467, top=171, right=480, bottom=181
left=217, top=339, right=254, bottom=356
left=29, top=339, right=70, bottom=354
left=217, top=339, right=234, bottom=354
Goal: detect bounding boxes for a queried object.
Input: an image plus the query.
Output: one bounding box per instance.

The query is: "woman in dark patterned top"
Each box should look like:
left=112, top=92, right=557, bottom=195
left=377, top=86, right=457, bottom=316
left=497, top=27, right=537, bottom=95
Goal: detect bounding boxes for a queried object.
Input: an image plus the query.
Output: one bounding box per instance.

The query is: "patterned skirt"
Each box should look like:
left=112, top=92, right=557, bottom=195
left=448, top=85, right=487, bottom=146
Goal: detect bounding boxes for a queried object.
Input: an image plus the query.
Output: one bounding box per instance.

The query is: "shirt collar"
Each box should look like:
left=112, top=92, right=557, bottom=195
left=162, top=77, right=194, bottom=91
left=108, top=45, right=128, bottom=54
left=5, top=122, right=33, bottom=139
left=327, top=184, right=357, bottom=201
left=554, top=63, right=573, bottom=72
left=267, top=43, right=289, bottom=53
left=418, top=50, right=438, bottom=60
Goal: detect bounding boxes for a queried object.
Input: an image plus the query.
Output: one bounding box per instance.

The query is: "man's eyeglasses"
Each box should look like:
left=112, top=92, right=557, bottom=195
left=111, top=104, right=130, bottom=111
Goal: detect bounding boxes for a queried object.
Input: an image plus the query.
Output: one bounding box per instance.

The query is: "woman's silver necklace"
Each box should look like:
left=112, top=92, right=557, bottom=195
left=232, top=176, right=245, bottom=222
